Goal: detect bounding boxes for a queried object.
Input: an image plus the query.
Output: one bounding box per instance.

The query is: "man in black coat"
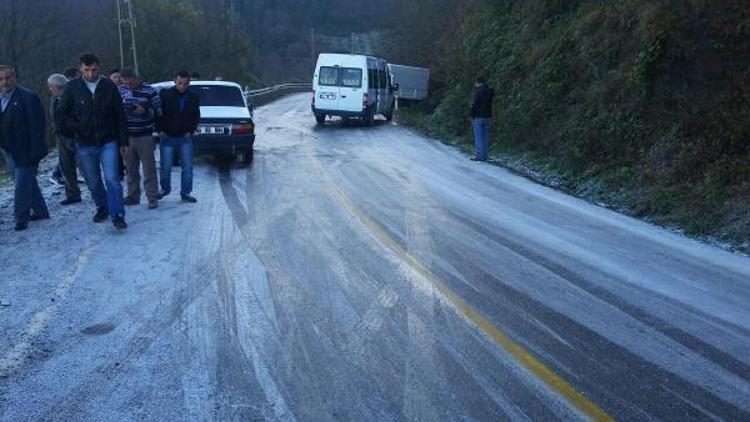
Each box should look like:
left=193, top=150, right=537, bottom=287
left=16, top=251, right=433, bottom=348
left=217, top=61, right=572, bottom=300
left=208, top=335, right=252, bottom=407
left=0, top=65, right=49, bottom=231
left=56, top=53, right=129, bottom=230
left=470, top=77, right=495, bottom=162
left=157, top=70, right=200, bottom=203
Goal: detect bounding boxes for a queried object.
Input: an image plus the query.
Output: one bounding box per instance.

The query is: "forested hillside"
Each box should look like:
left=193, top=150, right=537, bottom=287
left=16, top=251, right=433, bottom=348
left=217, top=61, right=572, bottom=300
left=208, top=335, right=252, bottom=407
left=212, top=0, right=398, bottom=82
left=387, top=0, right=750, bottom=251
left=0, top=0, right=252, bottom=90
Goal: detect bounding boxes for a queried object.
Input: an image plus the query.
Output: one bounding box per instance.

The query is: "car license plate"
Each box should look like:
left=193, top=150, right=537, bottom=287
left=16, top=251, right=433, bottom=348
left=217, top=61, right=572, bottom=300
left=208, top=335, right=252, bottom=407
left=198, top=125, right=228, bottom=135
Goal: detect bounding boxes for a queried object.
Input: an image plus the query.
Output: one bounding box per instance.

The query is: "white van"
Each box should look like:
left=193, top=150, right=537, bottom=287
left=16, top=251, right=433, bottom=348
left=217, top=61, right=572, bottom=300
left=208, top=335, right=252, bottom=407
left=311, top=53, right=398, bottom=125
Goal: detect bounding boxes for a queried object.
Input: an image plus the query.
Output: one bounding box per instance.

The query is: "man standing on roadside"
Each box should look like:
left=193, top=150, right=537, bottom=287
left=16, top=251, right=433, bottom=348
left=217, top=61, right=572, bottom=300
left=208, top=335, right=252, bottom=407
left=0, top=65, right=49, bottom=231
left=120, top=67, right=161, bottom=209
left=470, top=77, right=494, bottom=162
left=56, top=53, right=129, bottom=230
left=157, top=70, right=200, bottom=203
left=48, top=73, right=82, bottom=206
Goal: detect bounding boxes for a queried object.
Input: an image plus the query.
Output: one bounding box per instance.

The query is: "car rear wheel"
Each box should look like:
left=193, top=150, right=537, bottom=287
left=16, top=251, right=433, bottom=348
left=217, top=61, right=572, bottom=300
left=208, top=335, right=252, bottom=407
left=315, top=114, right=326, bottom=125
left=240, top=148, right=254, bottom=164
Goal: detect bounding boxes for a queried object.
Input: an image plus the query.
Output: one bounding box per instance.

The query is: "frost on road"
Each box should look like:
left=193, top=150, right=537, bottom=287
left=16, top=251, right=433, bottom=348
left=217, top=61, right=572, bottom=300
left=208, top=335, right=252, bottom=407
left=1, top=94, right=749, bottom=421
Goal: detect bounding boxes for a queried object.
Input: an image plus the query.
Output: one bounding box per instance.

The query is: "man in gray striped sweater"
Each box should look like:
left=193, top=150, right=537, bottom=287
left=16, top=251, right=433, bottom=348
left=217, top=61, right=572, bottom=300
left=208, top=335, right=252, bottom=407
left=119, top=67, right=162, bottom=209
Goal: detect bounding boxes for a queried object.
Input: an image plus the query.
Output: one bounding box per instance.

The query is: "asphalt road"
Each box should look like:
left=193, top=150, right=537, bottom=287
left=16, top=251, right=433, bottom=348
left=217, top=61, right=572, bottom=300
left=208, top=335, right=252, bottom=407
left=1, top=93, right=749, bottom=421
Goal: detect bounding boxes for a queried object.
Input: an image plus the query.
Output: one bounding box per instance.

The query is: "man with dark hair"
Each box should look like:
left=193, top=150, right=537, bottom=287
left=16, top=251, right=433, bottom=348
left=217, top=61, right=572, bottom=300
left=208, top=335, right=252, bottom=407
left=63, top=67, right=81, bottom=80
left=470, top=76, right=494, bottom=162
left=56, top=53, right=130, bottom=230
left=120, top=67, right=162, bottom=209
left=0, top=65, right=49, bottom=231
left=109, top=68, right=122, bottom=86
left=157, top=70, right=200, bottom=203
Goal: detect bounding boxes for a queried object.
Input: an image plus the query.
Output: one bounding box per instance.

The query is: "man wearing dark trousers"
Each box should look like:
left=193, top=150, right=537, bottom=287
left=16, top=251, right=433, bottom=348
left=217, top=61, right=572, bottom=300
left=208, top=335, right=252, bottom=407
left=56, top=53, right=129, bottom=230
left=0, top=65, right=49, bottom=231
left=48, top=73, right=82, bottom=206
left=470, top=77, right=494, bottom=162
left=157, top=70, right=200, bottom=203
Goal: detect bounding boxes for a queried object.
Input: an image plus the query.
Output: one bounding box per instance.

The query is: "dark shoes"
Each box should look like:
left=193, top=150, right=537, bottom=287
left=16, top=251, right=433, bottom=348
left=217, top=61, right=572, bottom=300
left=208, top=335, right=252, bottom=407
left=158, top=191, right=169, bottom=199
left=470, top=156, right=487, bottom=162
left=113, top=216, right=128, bottom=230
left=181, top=194, right=197, bottom=203
left=93, top=207, right=108, bottom=223
left=60, top=197, right=82, bottom=206
left=148, top=200, right=159, bottom=210
left=15, top=214, right=49, bottom=231
left=30, top=213, right=50, bottom=222
left=123, top=196, right=140, bottom=206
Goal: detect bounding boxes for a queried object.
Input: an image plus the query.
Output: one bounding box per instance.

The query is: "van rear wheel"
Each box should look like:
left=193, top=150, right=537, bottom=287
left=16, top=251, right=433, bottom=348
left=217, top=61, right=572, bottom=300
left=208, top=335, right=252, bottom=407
left=315, top=114, right=326, bottom=125
left=363, top=110, right=374, bottom=126
left=385, top=107, right=394, bottom=122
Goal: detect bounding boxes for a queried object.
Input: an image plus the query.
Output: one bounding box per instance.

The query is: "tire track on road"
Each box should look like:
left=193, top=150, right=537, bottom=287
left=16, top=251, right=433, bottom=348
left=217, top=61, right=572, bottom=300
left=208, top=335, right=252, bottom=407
left=299, top=132, right=612, bottom=421
left=0, top=237, right=98, bottom=379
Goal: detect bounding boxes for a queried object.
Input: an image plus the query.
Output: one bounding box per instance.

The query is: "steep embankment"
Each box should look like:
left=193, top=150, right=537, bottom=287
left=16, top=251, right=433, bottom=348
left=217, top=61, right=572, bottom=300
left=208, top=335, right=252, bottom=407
left=400, top=1, right=750, bottom=252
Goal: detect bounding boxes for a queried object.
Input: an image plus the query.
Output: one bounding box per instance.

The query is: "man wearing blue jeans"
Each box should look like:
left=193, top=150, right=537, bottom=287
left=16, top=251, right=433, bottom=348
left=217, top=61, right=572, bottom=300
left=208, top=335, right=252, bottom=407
left=56, top=53, right=129, bottom=230
left=157, top=71, right=200, bottom=203
left=470, top=77, right=495, bottom=162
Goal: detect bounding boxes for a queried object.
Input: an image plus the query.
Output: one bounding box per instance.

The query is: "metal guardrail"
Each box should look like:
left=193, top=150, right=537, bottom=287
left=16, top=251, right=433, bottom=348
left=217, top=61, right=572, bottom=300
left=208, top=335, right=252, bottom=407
left=246, top=83, right=311, bottom=98
left=245, top=83, right=312, bottom=111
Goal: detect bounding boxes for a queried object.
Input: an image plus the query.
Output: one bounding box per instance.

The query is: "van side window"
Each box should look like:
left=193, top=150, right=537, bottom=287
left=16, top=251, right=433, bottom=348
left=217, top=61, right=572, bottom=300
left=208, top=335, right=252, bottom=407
left=368, top=69, right=377, bottom=89
left=319, top=67, right=339, bottom=87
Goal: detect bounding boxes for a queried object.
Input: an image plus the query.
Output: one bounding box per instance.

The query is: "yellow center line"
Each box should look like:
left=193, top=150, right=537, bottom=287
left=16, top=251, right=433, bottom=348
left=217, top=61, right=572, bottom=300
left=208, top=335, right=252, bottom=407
left=303, top=135, right=613, bottom=421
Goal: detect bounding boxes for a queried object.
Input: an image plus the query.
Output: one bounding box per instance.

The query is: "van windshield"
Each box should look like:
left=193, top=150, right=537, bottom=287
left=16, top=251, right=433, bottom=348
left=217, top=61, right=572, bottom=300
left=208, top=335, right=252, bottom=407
left=318, top=67, right=362, bottom=88
left=190, top=85, right=246, bottom=107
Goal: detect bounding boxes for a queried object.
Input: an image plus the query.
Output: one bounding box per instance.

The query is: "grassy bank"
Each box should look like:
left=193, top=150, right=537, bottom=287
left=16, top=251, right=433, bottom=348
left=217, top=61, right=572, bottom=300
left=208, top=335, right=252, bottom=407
left=396, top=0, right=750, bottom=254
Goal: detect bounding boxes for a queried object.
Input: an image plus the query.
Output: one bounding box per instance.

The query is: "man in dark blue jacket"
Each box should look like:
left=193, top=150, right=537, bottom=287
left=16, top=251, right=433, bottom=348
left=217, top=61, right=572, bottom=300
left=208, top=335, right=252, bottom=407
left=470, top=77, right=494, bottom=162
left=56, top=53, right=129, bottom=230
left=0, top=65, right=49, bottom=231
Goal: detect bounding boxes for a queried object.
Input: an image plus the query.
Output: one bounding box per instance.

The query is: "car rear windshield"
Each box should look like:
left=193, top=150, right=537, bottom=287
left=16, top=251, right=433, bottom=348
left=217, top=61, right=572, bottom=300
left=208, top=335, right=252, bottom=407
left=190, top=85, right=246, bottom=107
left=318, top=67, right=362, bottom=88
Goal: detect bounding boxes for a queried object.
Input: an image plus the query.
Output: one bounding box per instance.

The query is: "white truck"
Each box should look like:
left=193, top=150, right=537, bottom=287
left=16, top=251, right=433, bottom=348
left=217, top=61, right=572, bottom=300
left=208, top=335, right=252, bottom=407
left=388, top=64, right=430, bottom=101
left=312, top=53, right=398, bottom=125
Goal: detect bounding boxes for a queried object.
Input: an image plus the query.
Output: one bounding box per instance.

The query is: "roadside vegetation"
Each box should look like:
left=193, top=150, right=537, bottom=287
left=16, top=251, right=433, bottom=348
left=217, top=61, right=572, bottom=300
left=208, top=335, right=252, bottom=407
left=386, top=0, right=750, bottom=253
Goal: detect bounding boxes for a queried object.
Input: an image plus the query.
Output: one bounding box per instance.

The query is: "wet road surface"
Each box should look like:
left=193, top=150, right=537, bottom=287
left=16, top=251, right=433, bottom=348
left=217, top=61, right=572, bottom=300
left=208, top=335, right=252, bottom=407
left=1, top=94, right=749, bottom=421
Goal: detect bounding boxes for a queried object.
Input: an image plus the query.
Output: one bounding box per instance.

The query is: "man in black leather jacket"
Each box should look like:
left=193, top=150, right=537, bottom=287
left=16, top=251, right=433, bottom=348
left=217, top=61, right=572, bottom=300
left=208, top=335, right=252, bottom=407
left=56, top=53, right=130, bottom=230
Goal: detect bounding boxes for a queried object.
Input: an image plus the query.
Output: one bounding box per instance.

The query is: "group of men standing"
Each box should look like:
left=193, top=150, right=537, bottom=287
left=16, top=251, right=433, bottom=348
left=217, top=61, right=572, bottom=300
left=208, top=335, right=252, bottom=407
left=0, top=53, right=201, bottom=232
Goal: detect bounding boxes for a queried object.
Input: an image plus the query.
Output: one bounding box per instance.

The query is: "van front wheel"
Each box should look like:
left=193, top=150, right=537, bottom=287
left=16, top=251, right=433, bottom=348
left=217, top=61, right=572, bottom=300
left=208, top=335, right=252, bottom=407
left=315, top=114, right=326, bottom=125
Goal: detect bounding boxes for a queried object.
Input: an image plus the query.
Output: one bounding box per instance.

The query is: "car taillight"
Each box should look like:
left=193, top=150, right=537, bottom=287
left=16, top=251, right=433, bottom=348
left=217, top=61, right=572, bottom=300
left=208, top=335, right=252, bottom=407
left=363, top=93, right=369, bottom=108
left=233, top=122, right=254, bottom=135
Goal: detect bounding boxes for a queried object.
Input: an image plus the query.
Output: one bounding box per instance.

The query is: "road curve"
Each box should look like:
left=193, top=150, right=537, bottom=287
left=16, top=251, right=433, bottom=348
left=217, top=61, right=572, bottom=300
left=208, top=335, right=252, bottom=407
left=1, top=93, right=749, bottom=421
